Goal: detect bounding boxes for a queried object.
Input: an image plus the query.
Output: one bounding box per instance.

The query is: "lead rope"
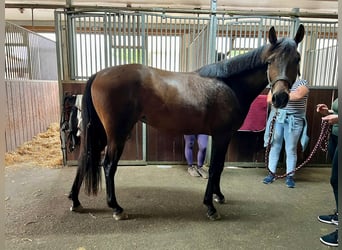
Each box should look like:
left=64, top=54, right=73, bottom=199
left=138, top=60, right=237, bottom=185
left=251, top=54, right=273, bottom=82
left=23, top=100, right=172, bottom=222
left=264, top=112, right=331, bottom=179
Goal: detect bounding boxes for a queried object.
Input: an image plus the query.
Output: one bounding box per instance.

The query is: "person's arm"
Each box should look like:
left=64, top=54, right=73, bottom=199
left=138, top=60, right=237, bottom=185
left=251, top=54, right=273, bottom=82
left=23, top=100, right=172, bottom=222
left=316, top=104, right=331, bottom=116
left=266, top=89, right=272, bottom=104
left=289, top=85, right=309, bottom=101
left=322, top=114, right=338, bottom=125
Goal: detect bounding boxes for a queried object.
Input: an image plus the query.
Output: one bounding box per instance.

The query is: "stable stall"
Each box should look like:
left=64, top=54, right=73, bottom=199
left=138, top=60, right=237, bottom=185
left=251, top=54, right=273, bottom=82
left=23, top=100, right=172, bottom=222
left=5, top=1, right=338, bottom=167
left=54, top=6, right=338, bottom=167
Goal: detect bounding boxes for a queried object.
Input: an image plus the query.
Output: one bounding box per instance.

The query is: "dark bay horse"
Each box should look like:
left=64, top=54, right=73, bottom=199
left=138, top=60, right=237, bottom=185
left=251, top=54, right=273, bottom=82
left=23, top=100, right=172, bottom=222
left=69, top=25, right=305, bottom=220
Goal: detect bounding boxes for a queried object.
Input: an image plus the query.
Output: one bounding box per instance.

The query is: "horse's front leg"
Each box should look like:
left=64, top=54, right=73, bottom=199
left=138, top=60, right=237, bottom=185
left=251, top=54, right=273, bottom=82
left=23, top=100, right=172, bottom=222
left=103, top=145, right=128, bottom=220
left=203, top=176, right=219, bottom=220
left=213, top=171, right=225, bottom=204
left=203, top=134, right=230, bottom=220
left=204, top=166, right=225, bottom=220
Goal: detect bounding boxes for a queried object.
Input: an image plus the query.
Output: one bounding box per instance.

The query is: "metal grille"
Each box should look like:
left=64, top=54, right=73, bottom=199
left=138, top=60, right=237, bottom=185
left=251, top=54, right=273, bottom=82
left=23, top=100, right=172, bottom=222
left=215, top=17, right=295, bottom=60
left=299, top=20, right=338, bottom=87
left=5, top=22, right=58, bottom=80
left=56, top=11, right=213, bottom=80
left=55, top=10, right=338, bottom=87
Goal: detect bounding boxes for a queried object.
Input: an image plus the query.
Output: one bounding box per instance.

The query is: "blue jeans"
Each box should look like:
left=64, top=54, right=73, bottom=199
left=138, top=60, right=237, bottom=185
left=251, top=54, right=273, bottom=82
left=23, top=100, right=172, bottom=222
left=268, top=116, right=304, bottom=176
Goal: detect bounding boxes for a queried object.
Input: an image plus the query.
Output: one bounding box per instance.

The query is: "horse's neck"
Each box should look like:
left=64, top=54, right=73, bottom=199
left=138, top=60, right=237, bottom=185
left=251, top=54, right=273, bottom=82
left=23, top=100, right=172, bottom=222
left=197, top=46, right=266, bottom=79
left=227, top=66, right=268, bottom=114
left=198, top=45, right=269, bottom=113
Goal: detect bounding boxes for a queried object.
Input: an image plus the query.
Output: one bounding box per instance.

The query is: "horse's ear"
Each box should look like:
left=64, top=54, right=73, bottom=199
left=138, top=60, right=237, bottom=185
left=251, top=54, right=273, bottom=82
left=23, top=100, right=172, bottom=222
left=294, top=24, right=305, bottom=44
left=268, top=26, right=277, bottom=45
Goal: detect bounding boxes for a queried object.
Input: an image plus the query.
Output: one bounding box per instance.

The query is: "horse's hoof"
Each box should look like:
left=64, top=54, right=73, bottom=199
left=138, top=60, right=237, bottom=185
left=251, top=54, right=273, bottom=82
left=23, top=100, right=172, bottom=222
left=113, top=211, right=129, bottom=220
left=70, top=204, right=83, bottom=212
left=207, top=211, right=221, bottom=221
left=213, top=194, right=225, bottom=204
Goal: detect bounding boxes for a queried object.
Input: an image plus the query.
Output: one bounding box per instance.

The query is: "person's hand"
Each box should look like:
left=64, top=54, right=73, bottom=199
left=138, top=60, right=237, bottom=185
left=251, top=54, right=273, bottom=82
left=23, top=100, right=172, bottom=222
left=322, top=114, right=338, bottom=125
left=316, top=104, right=329, bottom=116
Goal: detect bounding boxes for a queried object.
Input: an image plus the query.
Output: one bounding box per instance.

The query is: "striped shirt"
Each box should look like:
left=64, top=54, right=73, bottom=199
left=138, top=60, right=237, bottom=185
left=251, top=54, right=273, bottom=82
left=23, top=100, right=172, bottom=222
left=283, top=79, right=308, bottom=115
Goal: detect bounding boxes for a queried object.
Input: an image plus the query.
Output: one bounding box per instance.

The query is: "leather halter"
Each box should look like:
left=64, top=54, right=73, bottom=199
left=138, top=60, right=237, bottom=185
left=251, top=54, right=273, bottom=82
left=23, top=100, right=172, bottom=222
left=266, top=67, right=291, bottom=93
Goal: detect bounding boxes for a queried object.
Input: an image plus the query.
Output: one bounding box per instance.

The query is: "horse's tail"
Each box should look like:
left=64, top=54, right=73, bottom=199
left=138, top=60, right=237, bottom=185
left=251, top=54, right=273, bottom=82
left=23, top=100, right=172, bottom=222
left=78, top=73, right=106, bottom=196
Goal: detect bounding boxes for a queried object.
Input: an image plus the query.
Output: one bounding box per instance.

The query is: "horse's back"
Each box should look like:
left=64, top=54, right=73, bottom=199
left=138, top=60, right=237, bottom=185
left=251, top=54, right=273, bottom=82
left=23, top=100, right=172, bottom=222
left=91, top=64, right=242, bottom=135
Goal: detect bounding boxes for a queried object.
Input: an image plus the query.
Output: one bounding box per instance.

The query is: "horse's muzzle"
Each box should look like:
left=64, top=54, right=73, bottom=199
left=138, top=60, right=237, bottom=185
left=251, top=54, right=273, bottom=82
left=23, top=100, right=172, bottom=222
left=272, top=91, right=289, bottom=108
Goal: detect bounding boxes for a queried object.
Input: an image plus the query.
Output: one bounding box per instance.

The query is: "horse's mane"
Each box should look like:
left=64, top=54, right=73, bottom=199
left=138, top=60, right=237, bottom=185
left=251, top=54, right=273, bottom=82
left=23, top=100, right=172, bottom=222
left=197, top=37, right=299, bottom=79
left=196, top=45, right=267, bottom=78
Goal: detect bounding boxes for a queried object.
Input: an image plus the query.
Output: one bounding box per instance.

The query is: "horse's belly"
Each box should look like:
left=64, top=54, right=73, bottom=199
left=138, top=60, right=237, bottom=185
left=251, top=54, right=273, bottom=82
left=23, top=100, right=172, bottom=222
left=140, top=106, right=208, bottom=134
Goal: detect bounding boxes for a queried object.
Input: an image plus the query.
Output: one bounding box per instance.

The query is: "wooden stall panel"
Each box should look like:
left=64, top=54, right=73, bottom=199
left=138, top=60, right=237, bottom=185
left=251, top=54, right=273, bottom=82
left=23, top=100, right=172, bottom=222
left=147, top=126, right=185, bottom=164
left=120, top=123, right=144, bottom=162
left=5, top=80, right=60, bottom=152
left=304, top=88, right=338, bottom=165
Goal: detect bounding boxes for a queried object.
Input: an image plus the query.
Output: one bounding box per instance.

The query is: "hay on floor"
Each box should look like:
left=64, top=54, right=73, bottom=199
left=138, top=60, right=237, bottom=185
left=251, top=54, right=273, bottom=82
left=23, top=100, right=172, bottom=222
left=5, top=123, right=63, bottom=168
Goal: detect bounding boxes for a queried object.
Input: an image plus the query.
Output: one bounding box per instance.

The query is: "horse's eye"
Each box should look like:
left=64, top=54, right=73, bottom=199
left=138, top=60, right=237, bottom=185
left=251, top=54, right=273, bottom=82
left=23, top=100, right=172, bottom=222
left=266, top=58, right=274, bottom=65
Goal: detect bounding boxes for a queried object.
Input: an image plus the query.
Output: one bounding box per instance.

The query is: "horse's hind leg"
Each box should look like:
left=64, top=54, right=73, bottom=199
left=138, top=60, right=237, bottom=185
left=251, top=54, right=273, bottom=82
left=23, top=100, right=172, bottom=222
left=103, top=139, right=128, bottom=220
left=68, top=168, right=84, bottom=212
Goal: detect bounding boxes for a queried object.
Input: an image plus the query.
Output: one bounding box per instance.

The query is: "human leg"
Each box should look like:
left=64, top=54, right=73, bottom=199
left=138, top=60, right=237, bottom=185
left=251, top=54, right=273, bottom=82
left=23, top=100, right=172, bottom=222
left=196, top=134, right=208, bottom=167
left=283, top=117, right=303, bottom=188
left=196, top=134, right=209, bottom=178
left=263, top=122, right=284, bottom=184
left=184, top=135, right=195, bottom=165
left=328, top=134, right=338, bottom=212
left=283, top=118, right=303, bottom=176
left=184, top=135, right=200, bottom=177
left=317, top=135, right=338, bottom=224
left=318, top=135, right=338, bottom=247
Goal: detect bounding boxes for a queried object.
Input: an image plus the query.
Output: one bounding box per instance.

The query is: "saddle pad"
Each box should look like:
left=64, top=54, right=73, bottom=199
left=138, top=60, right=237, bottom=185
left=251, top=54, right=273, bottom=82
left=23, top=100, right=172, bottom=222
left=238, top=94, right=268, bottom=132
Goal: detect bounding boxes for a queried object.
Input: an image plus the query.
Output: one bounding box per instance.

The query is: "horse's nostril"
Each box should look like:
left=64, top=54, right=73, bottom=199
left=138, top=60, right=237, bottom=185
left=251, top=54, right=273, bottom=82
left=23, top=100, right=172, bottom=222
left=272, top=92, right=289, bottom=108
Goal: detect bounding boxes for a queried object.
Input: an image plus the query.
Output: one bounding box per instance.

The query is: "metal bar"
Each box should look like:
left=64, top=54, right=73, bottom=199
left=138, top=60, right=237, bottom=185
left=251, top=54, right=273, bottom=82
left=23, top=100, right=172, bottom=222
left=313, top=23, right=322, bottom=86
left=128, top=14, right=131, bottom=63
left=113, top=14, right=117, bottom=66
left=158, top=15, right=162, bottom=68
left=93, top=16, right=97, bottom=73
left=168, top=17, right=172, bottom=71
left=117, top=14, right=122, bottom=65
left=5, top=4, right=338, bottom=19
left=132, top=14, right=136, bottom=63
left=141, top=14, right=146, bottom=65
left=103, top=12, right=108, bottom=68
left=330, top=24, right=337, bottom=86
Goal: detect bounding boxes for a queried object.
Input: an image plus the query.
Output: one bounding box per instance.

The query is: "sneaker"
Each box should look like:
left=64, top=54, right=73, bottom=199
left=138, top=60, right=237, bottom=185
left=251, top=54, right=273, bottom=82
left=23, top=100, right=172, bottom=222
left=318, top=212, right=338, bottom=225
left=320, top=230, right=338, bottom=247
left=263, top=174, right=275, bottom=184
left=285, top=176, right=295, bottom=188
left=197, top=167, right=209, bottom=179
left=187, top=167, right=200, bottom=177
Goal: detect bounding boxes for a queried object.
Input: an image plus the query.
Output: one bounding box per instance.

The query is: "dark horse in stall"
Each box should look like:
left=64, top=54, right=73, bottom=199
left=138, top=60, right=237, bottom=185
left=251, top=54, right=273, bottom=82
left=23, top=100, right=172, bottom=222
left=69, top=25, right=305, bottom=220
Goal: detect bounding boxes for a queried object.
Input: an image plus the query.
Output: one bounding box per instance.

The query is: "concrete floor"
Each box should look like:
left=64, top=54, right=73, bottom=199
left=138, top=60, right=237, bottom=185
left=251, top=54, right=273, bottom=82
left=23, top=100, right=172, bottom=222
left=5, top=164, right=336, bottom=250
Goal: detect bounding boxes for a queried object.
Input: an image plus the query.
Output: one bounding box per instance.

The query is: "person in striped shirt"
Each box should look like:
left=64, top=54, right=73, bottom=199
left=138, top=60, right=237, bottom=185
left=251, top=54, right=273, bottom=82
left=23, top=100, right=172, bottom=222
left=263, top=79, right=309, bottom=188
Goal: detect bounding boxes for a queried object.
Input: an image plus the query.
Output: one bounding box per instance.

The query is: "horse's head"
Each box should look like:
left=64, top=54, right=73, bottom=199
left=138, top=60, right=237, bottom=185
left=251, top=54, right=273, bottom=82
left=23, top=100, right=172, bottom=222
left=265, top=25, right=305, bottom=108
